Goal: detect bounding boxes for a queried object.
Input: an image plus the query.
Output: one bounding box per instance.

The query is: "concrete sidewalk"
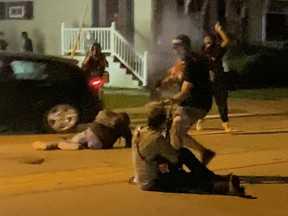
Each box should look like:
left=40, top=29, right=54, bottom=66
left=106, top=88, right=288, bottom=117
left=112, top=93, right=288, bottom=125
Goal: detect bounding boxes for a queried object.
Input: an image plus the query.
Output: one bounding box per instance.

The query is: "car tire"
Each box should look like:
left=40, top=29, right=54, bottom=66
left=44, top=104, right=79, bottom=133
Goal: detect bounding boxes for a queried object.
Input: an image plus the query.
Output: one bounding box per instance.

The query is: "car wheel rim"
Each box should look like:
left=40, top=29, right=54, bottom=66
left=47, top=105, right=78, bottom=132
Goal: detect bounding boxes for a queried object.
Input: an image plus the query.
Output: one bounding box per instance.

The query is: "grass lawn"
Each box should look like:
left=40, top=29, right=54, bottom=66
left=103, top=93, right=150, bottom=110
left=103, top=87, right=288, bottom=111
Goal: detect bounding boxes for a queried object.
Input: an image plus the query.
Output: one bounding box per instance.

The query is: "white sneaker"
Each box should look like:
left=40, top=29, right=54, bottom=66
left=196, top=119, right=205, bottom=131
left=33, top=141, right=58, bottom=150
left=58, top=141, right=81, bottom=150
left=222, top=122, right=231, bottom=132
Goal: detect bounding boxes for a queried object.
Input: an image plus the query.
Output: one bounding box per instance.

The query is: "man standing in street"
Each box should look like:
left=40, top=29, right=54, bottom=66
left=148, top=34, right=215, bottom=165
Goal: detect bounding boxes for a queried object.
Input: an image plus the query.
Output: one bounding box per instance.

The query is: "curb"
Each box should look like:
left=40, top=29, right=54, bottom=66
left=131, top=112, right=288, bottom=125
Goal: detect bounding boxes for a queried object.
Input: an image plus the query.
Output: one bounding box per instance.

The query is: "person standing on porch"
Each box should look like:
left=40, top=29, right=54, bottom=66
left=81, top=42, right=109, bottom=80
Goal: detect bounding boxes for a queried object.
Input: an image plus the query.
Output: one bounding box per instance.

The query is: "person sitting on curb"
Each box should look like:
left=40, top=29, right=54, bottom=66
left=33, top=110, right=132, bottom=150
left=130, top=105, right=245, bottom=196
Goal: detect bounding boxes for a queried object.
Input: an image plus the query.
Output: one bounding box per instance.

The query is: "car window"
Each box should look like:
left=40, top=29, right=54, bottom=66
left=10, top=60, right=48, bottom=80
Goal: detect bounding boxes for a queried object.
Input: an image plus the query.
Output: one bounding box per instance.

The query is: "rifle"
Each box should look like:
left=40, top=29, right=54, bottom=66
left=165, top=100, right=174, bottom=144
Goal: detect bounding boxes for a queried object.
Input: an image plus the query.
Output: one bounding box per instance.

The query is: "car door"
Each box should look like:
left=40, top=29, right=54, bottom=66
left=0, top=57, right=49, bottom=132
left=0, top=58, right=19, bottom=131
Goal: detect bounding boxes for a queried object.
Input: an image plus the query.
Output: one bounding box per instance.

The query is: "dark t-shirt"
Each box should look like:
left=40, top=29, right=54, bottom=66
left=23, top=38, right=33, bottom=52
left=202, top=44, right=227, bottom=82
left=180, top=54, right=212, bottom=111
left=90, top=122, right=132, bottom=149
left=81, top=53, right=108, bottom=78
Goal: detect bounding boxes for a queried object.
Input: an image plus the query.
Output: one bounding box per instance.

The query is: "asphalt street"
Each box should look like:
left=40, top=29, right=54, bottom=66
left=0, top=112, right=288, bottom=216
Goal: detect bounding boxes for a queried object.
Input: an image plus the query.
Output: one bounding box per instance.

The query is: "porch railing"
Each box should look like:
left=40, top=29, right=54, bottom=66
left=61, top=22, right=148, bottom=86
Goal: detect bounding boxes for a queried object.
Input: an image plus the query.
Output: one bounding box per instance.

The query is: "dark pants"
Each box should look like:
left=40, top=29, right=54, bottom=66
left=213, top=83, right=229, bottom=123
left=154, top=148, right=215, bottom=193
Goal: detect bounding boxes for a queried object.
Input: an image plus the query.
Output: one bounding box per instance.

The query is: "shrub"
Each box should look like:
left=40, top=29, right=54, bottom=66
left=227, top=44, right=288, bottom=89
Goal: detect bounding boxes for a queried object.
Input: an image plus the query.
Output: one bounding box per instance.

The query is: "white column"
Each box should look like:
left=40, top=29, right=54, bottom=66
left=110, top=22, right=116, bottom=57
left=61, top=22, right=65, bottom=55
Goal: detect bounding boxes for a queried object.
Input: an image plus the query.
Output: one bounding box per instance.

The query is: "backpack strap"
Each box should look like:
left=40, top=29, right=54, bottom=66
left=135, top=126, right=146, bottom=161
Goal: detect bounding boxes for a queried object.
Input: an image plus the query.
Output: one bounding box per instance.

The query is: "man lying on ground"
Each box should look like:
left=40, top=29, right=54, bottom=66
left=33, top=110, right=132, bottom=150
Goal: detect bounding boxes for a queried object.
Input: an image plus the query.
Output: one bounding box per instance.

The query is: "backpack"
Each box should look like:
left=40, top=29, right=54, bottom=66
left=95, top=110, right=130, bottom=128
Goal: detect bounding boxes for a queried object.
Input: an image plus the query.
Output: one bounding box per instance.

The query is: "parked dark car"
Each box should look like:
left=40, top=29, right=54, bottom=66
left=0, top=52, right=103, bottom=133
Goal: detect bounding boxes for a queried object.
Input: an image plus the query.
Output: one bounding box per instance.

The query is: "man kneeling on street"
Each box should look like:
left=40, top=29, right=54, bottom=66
left=131, top=106, right=245, bottom=196
left=33, top=110, right=132, bottom=150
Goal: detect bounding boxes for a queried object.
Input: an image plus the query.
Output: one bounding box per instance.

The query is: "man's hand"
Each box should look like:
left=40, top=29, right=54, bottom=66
left=145, top=99, right=172, bottom=108
left=214, top=22, right=222, bottom=33
left=145, top=101, right=163, bottom=108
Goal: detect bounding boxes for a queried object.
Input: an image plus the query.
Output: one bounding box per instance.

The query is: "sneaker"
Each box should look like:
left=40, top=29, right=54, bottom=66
left=33, top=141, right=58, bottom=150
left=128, top=176, right=137, bottom=185
left=201, top=149, right=216, bottom=166
left=196, top=119, right=205, bottom=131
left=58, top=141, right=81, bottom=150
left=222, top=122, right=232, bottom=132
left=228, top=175, right=245, bottom=196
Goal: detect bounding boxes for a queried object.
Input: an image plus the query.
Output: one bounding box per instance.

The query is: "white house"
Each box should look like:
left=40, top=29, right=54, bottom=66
left=1, top=0, right=287, bottom=88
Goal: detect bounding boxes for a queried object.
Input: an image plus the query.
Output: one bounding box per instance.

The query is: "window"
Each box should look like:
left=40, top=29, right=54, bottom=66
left=8, top=5, right=25, bottom=18
left=0, top=1, right=33, bottom=20
left=10, top=60, right=47, bottom=80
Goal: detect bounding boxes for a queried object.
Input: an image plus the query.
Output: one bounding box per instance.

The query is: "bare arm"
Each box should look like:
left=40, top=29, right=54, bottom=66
left=214, top=22, right=230, bottom=48
left=81, top=52, right=91, bottom=66
left=170, top=80, right=192, bottom=104
left=146, top=80, right=193, bottom=108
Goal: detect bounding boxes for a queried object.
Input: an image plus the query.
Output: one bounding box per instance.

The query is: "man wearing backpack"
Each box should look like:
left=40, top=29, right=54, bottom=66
left=33, top=110, right=132, bottom=150
left=131, top=106, right=245, bottom=196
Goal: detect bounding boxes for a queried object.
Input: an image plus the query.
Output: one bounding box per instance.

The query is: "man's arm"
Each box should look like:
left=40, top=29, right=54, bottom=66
left=170, top=80, right=192, bottom=104
left=214, top=22, right=230, bottom=48
left=159, top=80, right=192, bottom=106
left=156, top=136, right=179, bottom=164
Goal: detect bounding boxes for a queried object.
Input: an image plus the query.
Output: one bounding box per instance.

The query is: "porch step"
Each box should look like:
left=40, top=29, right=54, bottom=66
left=105, top=56, right=140, bottom=88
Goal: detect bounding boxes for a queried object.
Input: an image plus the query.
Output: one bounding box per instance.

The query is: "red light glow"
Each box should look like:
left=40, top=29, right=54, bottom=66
left=89, top=77, right=104, bottom=88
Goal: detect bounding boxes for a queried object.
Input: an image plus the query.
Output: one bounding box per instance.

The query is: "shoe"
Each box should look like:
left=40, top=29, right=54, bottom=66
left=222, top=122, right=232, bottom=132
left=128, top=176, right=137, bottom=185
left=196, top=119, right=205, bottom=131
left=33, top=141, right=58, bottom=150
left=228, top=175, right=245, bottom=196
left=201, top=149, right=216, bottom=166
left=58, top=141, right=81, bottom=150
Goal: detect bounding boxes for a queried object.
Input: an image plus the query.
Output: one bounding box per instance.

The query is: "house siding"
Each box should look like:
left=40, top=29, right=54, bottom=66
left=247, top=0, right=264, bottom=43
left=0, top=0, right=92, bottom=55
left=133, top=0, right=152, bottom=53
